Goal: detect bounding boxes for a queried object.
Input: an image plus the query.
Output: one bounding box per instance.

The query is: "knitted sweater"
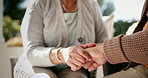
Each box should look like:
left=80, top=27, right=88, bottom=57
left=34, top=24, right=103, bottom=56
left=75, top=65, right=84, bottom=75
left=103, top=29, right=148, bottom=65
left=103, top=0, right=148, bottom=67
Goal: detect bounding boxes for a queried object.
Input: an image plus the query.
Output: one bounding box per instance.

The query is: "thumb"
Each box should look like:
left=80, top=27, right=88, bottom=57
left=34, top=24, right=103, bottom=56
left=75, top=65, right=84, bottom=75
left=81, top=43, right=96, bottom=49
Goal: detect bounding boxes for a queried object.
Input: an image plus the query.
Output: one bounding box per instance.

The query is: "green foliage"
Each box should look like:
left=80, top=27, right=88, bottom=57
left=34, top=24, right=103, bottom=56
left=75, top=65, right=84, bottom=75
left=3, top=16, right=21, bottom=41
left=114, top=20, right=137, bottom=36
left=3, top=0, right=25, bottom=41
left=97, top=0, right=104, bottom=7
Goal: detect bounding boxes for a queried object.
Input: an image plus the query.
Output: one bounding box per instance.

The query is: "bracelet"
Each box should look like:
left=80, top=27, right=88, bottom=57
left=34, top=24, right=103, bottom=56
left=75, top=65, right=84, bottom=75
left=60, top=47, right=71, bottom=62
left=52, top=48, right=62, bottom=63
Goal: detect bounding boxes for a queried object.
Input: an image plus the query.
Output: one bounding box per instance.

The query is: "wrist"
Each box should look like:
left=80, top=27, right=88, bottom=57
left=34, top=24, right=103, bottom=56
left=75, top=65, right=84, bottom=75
left=96, top=43, right=105, bottom=54
left=50, top=48, right=62, bottom=64
left=58, top=50, right=65, bottom=63
left=59, top=47, right=71, bottom=63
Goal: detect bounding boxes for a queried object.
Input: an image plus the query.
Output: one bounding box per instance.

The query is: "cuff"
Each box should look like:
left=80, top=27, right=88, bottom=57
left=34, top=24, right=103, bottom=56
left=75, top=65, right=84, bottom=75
left=60, top=47, right=71, bottom=62
left=29, top=47, right=56, bottom=67
left=103, top=35, right=129, bottom=64
left=42, top=48, right=56, bottom=66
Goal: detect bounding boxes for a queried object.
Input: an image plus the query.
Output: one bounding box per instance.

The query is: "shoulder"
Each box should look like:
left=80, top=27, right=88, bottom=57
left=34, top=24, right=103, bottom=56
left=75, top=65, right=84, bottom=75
left=83, top=0, right=99, bottom=6
left=82, top=0, right=101, bottom=14
left=82, top=0, right=100, bottom=11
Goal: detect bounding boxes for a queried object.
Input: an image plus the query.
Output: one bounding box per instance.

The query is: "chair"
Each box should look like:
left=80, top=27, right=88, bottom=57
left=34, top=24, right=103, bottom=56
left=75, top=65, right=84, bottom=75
left=10, top=57, right=18, bottom=78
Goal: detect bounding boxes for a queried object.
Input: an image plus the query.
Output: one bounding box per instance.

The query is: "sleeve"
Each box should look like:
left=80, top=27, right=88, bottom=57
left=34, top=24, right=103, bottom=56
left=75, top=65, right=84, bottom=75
left=103, top=29, right=148, bottom=64
left=21, top=0, right=55, bottom=67
left=93, top=1, right=109, bottom=43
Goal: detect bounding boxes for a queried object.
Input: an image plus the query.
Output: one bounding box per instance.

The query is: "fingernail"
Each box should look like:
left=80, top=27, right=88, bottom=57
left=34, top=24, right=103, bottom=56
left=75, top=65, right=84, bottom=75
left=71, top=68, right=76, bottom=71
left=89, top=69, right=93, bottom=72
left=87, top=58, right=92, bottom=61
left=83, top=66, right=87, bottom=69
left=88, top=59, right=91, bottom=61
left=84, top=65, right=89, bottom=69
left=77, top=67, right=80, bottom=69
left=74, top=66, right=77, bottom=69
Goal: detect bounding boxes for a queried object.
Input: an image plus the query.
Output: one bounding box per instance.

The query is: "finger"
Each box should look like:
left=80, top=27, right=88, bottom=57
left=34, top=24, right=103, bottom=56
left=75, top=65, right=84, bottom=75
left=67, top=61, right=81, bottom=71
left=71, top=57, right=83, bottom=67
left=81, top=43, right=96, bottom=49
left=66, top=57, right=78, bottom=69
left=74, top=56, right=86, bottom=63
left=70, top=52, right=86, bottom=63
left=71, top=66, right=81, bottom=71
left=76, top=66, right=81, bottom=71
left=67, top=62, right=77, bottom=70
left=88, top=63, right=100, bottom=72
left=70, top=60, right=81, bottom=71
left=80, top=44, right=89, bottom=49
left=82, top=61, right=93, bottom=69
left=92, top=62, right=100, bottom=68
left=76, top=48, right=91, bottom=60
left=88, top=65, right=96, bottom=72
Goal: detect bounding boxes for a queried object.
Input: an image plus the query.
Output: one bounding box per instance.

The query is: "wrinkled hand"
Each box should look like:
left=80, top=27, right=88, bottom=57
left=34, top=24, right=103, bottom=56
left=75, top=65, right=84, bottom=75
left=61, top=43, right=96, bottom=71
left=83, top=43, right=107, bottom=72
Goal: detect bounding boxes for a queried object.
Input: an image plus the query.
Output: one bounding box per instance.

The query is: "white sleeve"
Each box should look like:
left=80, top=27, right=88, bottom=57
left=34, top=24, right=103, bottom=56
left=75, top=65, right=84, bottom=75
left=93, top=1, right=109, bottom=43
left=21, top=0, right=55, bottom=67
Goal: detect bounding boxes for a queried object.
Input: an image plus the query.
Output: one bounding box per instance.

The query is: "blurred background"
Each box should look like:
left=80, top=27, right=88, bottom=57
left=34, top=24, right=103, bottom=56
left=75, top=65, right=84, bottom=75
left=2, top=0, right=145, bottom=42
left=0, top=0, right=145, bottom=78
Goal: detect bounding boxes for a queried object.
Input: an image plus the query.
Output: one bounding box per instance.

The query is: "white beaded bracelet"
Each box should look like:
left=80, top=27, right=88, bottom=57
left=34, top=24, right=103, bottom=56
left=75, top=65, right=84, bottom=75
left=52, top=48, right=62, bottom=63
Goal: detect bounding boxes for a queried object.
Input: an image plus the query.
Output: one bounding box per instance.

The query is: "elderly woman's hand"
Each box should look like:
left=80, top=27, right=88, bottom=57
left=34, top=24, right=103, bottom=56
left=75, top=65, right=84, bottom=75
left=59, top=43, right=96, bottom=71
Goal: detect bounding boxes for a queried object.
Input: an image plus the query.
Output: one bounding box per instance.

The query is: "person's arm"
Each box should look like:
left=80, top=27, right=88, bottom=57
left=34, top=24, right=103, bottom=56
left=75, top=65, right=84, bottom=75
left=103, top=29, right=148, bottom=64
left=21, top=0, right=56, bottom=67
left=82, top=29, right=148, bottom=71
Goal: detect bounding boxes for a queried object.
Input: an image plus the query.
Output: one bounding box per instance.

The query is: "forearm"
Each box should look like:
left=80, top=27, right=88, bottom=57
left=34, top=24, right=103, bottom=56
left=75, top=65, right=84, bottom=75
left=27, top=47, right=56, bottom=67
left=27, top=47, right=68, bottom=66
left=121, top=29, right=148, bottom=64
left=103, top=29, right=148, bottom=64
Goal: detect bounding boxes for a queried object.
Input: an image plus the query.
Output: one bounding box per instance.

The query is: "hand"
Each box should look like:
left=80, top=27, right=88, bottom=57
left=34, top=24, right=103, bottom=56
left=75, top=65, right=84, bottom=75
left=60, top=43, right=96, bottom=71
left=84, top=43, right=107, bottom=72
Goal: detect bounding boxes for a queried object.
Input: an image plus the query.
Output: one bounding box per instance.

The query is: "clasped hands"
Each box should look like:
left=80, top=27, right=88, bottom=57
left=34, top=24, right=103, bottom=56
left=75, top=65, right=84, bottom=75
left=63, top=43, right=107, bottom=72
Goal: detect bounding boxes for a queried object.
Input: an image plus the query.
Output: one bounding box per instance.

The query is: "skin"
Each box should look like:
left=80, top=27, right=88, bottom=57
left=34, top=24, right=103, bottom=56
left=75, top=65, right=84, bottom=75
left=143, top=11, right=148, bottom=29
left=49, top=43, right=96, bottom=71
left=85, top=44, right=107, bottom=72
left=60, top=0, right=77, bottom=13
